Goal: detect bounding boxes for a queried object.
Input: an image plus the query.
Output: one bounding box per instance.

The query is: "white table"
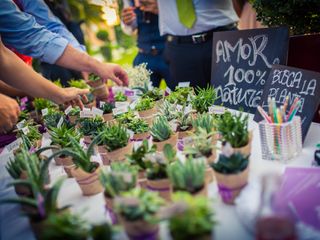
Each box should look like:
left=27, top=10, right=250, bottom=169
left=1, top=115, right=319, bottom=240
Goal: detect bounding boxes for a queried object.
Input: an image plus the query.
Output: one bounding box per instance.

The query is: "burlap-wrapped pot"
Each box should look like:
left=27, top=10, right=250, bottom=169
left=213, top=166, right=249, bottom=205
left=103, top=113, right=113, bottom=122
left=61, top=156, right=75, bottom=178
left=205, top=167, right=214, bottom=184
left=119, top=216, right=159, bottom=240
left=143, top=116, right=154, bottom=126
left=70, top=163, right=103, bottom=196
left=152, top=133, right=178, bottom=152
left=232, top=131, right=253, bottom=157
left=146, top=178, right=171, bottom=201
left=138, top=171, right=147, bottom=188
left=98, top=141, right=133, bottom=165
left=92, top=84, right=108, bottom=99
left=132, top=131, right=150, bottom=141
left=104, top=193, right=118, bottom=224
left=84, top=99, right=96, bottom=109
left=138, top=106, right=157, bottom=118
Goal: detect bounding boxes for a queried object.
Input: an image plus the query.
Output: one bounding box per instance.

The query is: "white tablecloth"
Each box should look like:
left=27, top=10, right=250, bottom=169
left=1, top=115, right=319, bottom=240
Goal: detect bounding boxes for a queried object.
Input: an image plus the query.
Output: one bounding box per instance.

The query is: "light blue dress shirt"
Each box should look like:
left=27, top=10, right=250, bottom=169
left=157, top=0, right=239, bottom=36
left=0, top=0, right=84, bottom=64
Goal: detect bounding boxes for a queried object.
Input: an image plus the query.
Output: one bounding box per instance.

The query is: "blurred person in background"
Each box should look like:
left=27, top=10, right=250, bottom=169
left=157, top=0, right=238, bottom=89
left=121, top=0, right=170, bottom=88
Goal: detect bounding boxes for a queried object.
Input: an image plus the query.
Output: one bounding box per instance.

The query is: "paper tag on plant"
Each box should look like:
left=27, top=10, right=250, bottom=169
left=176, top=104, right=183, bottom=112
left=5, top=138, right=22, bottom=152
left=184, top=104, right=193, bottom=114
left=208, top=105, right=226, bottom=114
left=165, top=87, right=172, bottom=95
left=83, top=107, right=91, bottom=113
left=112, top=106, right=128, bottom=116
left=92, top=107, right=103, bottom=117
left=115, top=101, right=129, bottom=108
left=99, top=101, right=106, bottom=108
left=57, top=117, right=64, bottom=128
left=124, top=89, right=134, bottom=97
left=21, top=126, right=29, bottom=135
left=64, top=105, right=72, bottom=115
left=16, top=120, right=26, bottom=130
left=41, top=108, right=48, bottom=116
left=187, top=94, right=192, bottom=102
left=80, top=111, right=94, bottom=118
left=178, top=82, right=190, bottom=88
left=127, top=129, right=135, bottom=138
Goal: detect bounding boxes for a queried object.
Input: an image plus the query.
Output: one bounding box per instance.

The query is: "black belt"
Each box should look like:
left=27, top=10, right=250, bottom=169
left=166, top=23, right=237, bottom=44
left=138, top=47, right=162, bottom=56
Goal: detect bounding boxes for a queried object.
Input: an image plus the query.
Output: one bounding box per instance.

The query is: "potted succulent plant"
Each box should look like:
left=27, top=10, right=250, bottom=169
left=101, top=101, right=115, bottom=122
left=53, top=136, right=104, bottom=196
left=168, top=192, right=216, bottom=240
left=166, top=87, right=194, bottom=105
left=142, top=87, right=164, bottom=103
left=126, top=118, right=149, bottom=140
left=68, top=107, right=81, bottom=124
left=84, top=92, right=97, bottom=109
left=87, top=73, right=108, bottom=99
left=143, top=144, right=176, bottom=201
left=100, top=162, right=137, bottom=224
left=126, top=140, right=157, bottom=187
left=135, top=96, right=156, bottom=119
left=216, top=111, right=251, bottom=156
left=78, top=116, right=105, bottom=144
left=17, top=123, right=42, bottom=150
left=175, top=106, right=195, bottom=139
left=49, top=125, right=82, bottom=176
left=192, top=113, right=215, bottom=134
left=210, top=143, right=250, bottom=204
left=115, top=188, right=165, bottom=240
left=31, top=98, right=56, bottom=123
left=43, top=109, right=69, bottom=129
left=95, top=123, right=132, bottom=165
left=191, top=85, right=217, bottom=113
left=114, top=110, right=136, bottom=125
left=150, top=116, right=178, bottom=152
left=157, top=100, right=178, bottom=122
left=168, top=158, right=207, bottom=196
left=114, top=91, right=128, bottom=102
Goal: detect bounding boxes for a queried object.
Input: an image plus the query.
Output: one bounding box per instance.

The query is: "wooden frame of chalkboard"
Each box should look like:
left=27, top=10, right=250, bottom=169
left=254, top=64, right=320, bottom=142
left=211, top=27, right=289, bottom=113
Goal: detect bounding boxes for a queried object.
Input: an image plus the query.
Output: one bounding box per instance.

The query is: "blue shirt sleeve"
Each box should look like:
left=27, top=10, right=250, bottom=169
left=0, top=0, right=68, bottom=64
left=19, top=0, right=86, bottom=52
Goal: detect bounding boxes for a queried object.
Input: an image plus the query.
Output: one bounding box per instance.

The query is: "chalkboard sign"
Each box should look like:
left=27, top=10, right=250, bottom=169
left=254, top=65, right=320, bottom=141
left=211, top=27, right=289, bottom=113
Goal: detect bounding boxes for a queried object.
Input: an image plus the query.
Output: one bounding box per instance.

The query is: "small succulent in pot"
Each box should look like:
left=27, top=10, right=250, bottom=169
left=126, top=118, right=149, bottom=135
left=68, top=79, right=90, bottom=89
left=150, top=116, right=173, bottom=142
left=33, top=98, right=56, bottom=112
left=43, top=109, right=69, bottom=129
left=99, top=162, right=138, bottom=198
left=168, top=158, right=206, bottom=195
left=17, top=123, right=42, bottom=149
left=166, top=87, right=194, bottom=105
left=49, top=125, right=82, bottom=148
left=141, top=87, right=164, bottom=101
left=115, top=110, right=136, bottom=125
left=101, top=101, right=115, bottom=114
left=134, top=96, right=155, bottom=112
left=78, top=116, right=105, bottom=137
left=69, top=106, right=81, bottom=117
left=192, top=113, right=215, bottom=134
left=175, top=106, right=195, bottom=132
left=157, top=100, right=178, bottom=122
left=191, top=85, right=217, bottom=113
left=114, top=91, right=127, bottom=102
left=168, top=192, right=216, bottom=240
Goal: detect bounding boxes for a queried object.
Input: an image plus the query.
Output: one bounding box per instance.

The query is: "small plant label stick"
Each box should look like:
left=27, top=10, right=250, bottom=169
left=178, top=82, right=190, bottom=88
left=41, top=108, right=48, bottom=116
left=115, top=102, right=130, bottom=108
left=165, top=87, right=172, bottom=95
left=22, top=126, right=29, bottom=135
left=112, top=106, right=128, bottom=116
left=64, top=105, right=73, bottom=115
left=80, top=111, right=94, bottom=118
left=184, top=104, right=193, bottom=114
left=176, top=104, right=183, bottom=112
left=92, top=107, right=104, bottom=117
left=57, top=117, right=64, bottom=128
left=16, top=119, right=26, bottom=130
left=127, top=129, right=135, bottom=139
left=99, top=101, right=106, bottom=108
left=208, top=105, right=226, bottom=114
left=5, top=138, right=22, bottom=152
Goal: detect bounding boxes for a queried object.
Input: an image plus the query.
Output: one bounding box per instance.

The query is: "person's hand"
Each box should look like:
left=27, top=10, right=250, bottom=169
left=81, top=71, right=89, bottom=81
left=96, top=63, right=129, bottom=86
left=121, top=7, right=136, bottom=25
left=57, top=87, right=90, bottom=109
left=140, top=0, right=158, bottom=14
left=0, top=94, right=20, bottom=134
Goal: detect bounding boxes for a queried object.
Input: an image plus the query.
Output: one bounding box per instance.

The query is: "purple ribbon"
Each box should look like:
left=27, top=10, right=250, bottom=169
left=217, top=183, right=247, bottom=202
left=125, top=89, right=134, bottom=97
left=105, top=205, right=118, bottom=225
left=177, top=139, right=184, bottom=151
left=127, top=228, right=159, bottom=240
left=147, top=184, right=170, bottom=192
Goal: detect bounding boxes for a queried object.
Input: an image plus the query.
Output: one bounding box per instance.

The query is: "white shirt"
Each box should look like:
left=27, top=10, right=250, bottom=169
left=157, top=0, right=239, bottom=36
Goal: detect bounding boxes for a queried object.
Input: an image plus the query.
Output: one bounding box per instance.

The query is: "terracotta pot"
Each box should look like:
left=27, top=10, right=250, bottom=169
left=146, top=178, right=171, bottom=201
left=61, top=156, right=75, bottom=178
left=69, top=115, right=78, bottom=125
left=92, top=84, right=108, bottom=98
left=84, top=99, right=96, bottom=109
left=103, top=113, right=113, bottom=122
left=232, top=131, right=253, bottom=157
left=152, top=133, right=178, bottom=152
left=98, top=141, right=133, bottom=165
left=138, top=106, right=157, bottom=118
left=132, top=131, right=150, bottom=141
left=207, top=151, right=217, bottom=165
left=119, top=216, right=159, bottom=240
left=71, top=163, right=103, bottom=196
left=213, top=166, right=249, bottom=204
left=138, top=171, right=147, bottom=188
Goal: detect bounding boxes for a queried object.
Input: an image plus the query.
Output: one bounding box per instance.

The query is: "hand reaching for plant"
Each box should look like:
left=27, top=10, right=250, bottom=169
left=56, top=87, right=89, bottom=109
left=96, top=63, right=129, bottom=86
left=0, top=93, right=20, bottom=134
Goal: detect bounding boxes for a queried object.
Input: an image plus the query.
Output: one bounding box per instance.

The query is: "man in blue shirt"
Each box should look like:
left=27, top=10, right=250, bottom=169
left=0, top=0, right=128, bottom=86
left=121, top=0, right=170, bottom=88
left=157, top=0, right=238, bottom=89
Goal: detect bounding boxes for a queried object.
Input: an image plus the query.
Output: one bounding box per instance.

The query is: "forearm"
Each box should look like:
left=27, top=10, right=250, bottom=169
left=0, top=80, right=27, bottom=97
left=0, top=42, right=65, bottom=103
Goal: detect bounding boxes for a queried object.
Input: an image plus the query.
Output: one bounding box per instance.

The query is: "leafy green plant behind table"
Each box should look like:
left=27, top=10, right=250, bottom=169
left=216, top=111, right=249, bottom=148
left=115, top=188, right=165, bottom=222
left=78, top=117, right=105, bottom=136
left=126, top=140, right=157, bottom=171
left=169, top=192, right=216, bottom=240
left=135, top=96, right=155, bottom=111
left=150, top=116, right=173, bottom=142
left=191, top=85, right=217, bottom=113
left=99, top=162, right=138, bottom=198
left=126, top=118, right=149, bottom=134
left=250, top=0, right=320, bottom=35
left=168, top=158, right=205, bottom=193
left=114, top=91, right=127, bottom=102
